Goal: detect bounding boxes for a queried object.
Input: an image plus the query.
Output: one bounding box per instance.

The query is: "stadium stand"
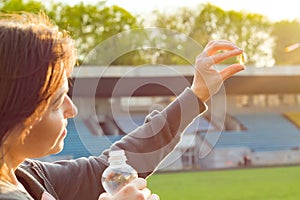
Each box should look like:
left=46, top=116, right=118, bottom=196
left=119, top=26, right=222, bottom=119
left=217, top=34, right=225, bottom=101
left=204, top=113, right=300, bottom=151
left=233, top=113, right=299, bottom=130
left=42, top=66, right=300, bottom=170
left=46, top=118, right=123, bottom=160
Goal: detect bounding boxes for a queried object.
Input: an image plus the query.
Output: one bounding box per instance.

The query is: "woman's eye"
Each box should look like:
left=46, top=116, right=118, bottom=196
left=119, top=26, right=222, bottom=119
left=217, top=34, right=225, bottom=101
left=53, top=98, right=64, bottom=110
left=53, top=103, right=62, bottom=111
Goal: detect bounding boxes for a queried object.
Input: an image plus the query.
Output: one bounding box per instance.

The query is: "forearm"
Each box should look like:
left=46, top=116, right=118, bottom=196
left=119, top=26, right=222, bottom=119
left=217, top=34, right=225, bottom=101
left=101, top=87, right=207, bottom=177
left=35, top=89, right=205, bottom=199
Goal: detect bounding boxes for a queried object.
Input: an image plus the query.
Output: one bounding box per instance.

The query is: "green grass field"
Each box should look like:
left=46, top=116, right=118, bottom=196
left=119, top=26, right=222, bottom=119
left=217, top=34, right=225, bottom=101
left=147, top=166, right=300, bottom=200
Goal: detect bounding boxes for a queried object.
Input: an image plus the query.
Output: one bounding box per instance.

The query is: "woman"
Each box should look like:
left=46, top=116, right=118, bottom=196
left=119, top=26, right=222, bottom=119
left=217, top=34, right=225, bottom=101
left=0, top=12, right=244, bottom=200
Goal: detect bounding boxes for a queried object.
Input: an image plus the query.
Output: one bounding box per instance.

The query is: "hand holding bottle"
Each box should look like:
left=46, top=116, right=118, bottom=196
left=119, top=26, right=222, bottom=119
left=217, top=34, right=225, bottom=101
left=98, top=178, right=160, bottom=200
left=100, top=150, right=159, bottom=200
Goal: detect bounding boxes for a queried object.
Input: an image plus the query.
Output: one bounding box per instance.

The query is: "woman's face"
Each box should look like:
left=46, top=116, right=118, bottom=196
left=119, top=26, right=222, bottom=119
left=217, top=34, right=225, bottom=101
left=7, top=76, right=78, bottom=160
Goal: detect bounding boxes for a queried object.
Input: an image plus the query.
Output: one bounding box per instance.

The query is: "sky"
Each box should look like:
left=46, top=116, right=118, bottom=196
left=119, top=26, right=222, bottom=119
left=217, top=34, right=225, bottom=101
left=56, top=0, right=300, bottom=22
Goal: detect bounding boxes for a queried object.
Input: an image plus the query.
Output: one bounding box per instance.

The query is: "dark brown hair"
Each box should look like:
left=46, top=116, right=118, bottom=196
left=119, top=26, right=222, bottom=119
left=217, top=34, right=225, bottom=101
left=0, top=12, right=77, bottom=144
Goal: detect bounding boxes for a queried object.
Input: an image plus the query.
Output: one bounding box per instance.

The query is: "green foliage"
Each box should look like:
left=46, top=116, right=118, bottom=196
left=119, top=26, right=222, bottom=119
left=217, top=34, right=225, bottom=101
left=190, top=3, right=274, bottom=67
left=272, top=20, right=300, bottom=65
left=150, top=3, right=275, bottom=66
left=148, top=166, right=300, bottom=200
left=47, top=2, right=141, bottom=63
left=147, top=8, right=197, bottom=65
left=0, top=0, right=45, bottom=13
left=1, top=0, right=300, bottom=66
left=153, top=7, right=196, bottom=36
left=190, top=3, right=226, bottom=47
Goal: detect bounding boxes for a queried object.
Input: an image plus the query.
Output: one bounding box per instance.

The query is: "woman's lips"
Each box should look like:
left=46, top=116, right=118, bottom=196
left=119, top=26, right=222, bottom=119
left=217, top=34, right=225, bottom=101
left=61, top=128, right=67, bottom=137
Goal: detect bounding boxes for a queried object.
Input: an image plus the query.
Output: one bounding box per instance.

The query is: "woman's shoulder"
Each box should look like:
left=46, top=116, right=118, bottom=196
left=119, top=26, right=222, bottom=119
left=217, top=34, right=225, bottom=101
left=20, top=159, right=38, bottom=167
left=18, top=159, right=45, bottom=172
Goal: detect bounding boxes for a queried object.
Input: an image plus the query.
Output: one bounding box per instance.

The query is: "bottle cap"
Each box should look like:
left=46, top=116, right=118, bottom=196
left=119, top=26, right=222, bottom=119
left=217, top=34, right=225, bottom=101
left=108, top=150, right=127, bottom=163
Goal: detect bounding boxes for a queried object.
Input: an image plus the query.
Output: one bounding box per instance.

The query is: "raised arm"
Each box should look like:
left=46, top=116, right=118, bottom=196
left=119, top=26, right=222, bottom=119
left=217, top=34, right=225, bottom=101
left=103, top=40, right=245, bottom=177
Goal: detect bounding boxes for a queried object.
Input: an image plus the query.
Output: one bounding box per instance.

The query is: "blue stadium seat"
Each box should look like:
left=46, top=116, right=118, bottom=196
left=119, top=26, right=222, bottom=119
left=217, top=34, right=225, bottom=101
left=203, top=113, right=300, bottom=152
left=54, top=118, right=123, bottom=159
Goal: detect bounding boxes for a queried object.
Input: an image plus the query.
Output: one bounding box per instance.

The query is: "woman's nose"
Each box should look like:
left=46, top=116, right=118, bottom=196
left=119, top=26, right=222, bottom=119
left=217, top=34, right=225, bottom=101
left=64, top=95, right=78, bottom=118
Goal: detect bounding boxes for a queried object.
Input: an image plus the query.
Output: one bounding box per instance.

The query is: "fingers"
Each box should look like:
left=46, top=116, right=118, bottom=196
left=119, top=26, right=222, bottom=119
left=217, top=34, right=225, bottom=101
left=99, top=178, right=160, bottom=200
left=98, top=193, right=111, bottom=200
left=130, top=178, right=147, bottom=190
left=131, top=178, right=153, bottom=199
left=220, top=64, right=245, bottom=81
left=204, top=40, right=240, bottom=56
left=197, top=41, right=243, bottom=68
left=148, top=194, right=160, bottom=200
left=141, top=188, right=151, bottom=198
left=191, top=39, right=245, bottom=101
left=212, top=48, right=243, bottom=65
left=99, top=192, right=160, bottom=200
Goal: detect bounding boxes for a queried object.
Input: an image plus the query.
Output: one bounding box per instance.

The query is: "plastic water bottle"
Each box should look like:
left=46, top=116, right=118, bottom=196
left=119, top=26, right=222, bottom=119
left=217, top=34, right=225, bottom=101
left=101, top=150, right=138, bottom=195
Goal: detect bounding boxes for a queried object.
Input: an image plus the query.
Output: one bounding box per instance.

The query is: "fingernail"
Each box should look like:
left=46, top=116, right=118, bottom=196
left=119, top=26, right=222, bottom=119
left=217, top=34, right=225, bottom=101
left=150, top=194, right=160, bottom=200
left=132, top=178, right=147, bottom=188
left=239, top=65, right=246, bottom=70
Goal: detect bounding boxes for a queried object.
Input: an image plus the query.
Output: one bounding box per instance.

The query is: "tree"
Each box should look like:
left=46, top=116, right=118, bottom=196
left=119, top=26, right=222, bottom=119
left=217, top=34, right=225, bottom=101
left=47, top=2, right=141, bottom=64
left=148, top=7, right=197, bottom=65
left=2, top=1, right=296, bottom=66
left=0, top=0, right=45, bottom=13
left=272, top=20, right=300, bottom=65
left=152, top=7, right=196, bottom=36
left=190, top=4, right=225, bottom=48
left=190, top=3, right=274, bottom=67
left=149, top=3, right=275, bottom=66
left=222, top=10, right=274, bottom=67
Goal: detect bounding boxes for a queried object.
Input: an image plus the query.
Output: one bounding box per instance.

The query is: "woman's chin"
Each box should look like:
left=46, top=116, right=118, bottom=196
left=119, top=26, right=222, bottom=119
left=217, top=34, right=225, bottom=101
left=48, top=142, right=65, bottom=155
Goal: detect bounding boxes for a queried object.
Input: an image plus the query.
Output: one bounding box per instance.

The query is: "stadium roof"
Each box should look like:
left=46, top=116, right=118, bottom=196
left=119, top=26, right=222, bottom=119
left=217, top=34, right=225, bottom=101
left=72, top=65, right=300, bottom=78
left=69, top=66, right=300, bottom=98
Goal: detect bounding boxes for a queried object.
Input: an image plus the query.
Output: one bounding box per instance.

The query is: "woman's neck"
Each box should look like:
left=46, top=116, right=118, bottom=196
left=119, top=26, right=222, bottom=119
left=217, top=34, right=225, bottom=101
left=0, top=163, right=28, bottom=194
left=0, top=162, right=19, bottom=185
left=0, top=146, right=24, bottom=186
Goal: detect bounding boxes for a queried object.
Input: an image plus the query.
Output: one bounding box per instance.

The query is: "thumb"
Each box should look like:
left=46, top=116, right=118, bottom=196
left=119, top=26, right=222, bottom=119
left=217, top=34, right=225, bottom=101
left=130, top=178, right=147, bottom=190
left=98, top=193, right=111, bottom=200
left=220, top=64, right=245, bottom=81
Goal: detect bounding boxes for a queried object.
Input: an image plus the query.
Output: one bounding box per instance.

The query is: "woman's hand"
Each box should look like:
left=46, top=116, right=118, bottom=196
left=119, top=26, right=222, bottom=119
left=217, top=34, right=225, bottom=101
left=99, top=178, right=159, bottom=200
left=191, top=40, right=245, bottom=102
